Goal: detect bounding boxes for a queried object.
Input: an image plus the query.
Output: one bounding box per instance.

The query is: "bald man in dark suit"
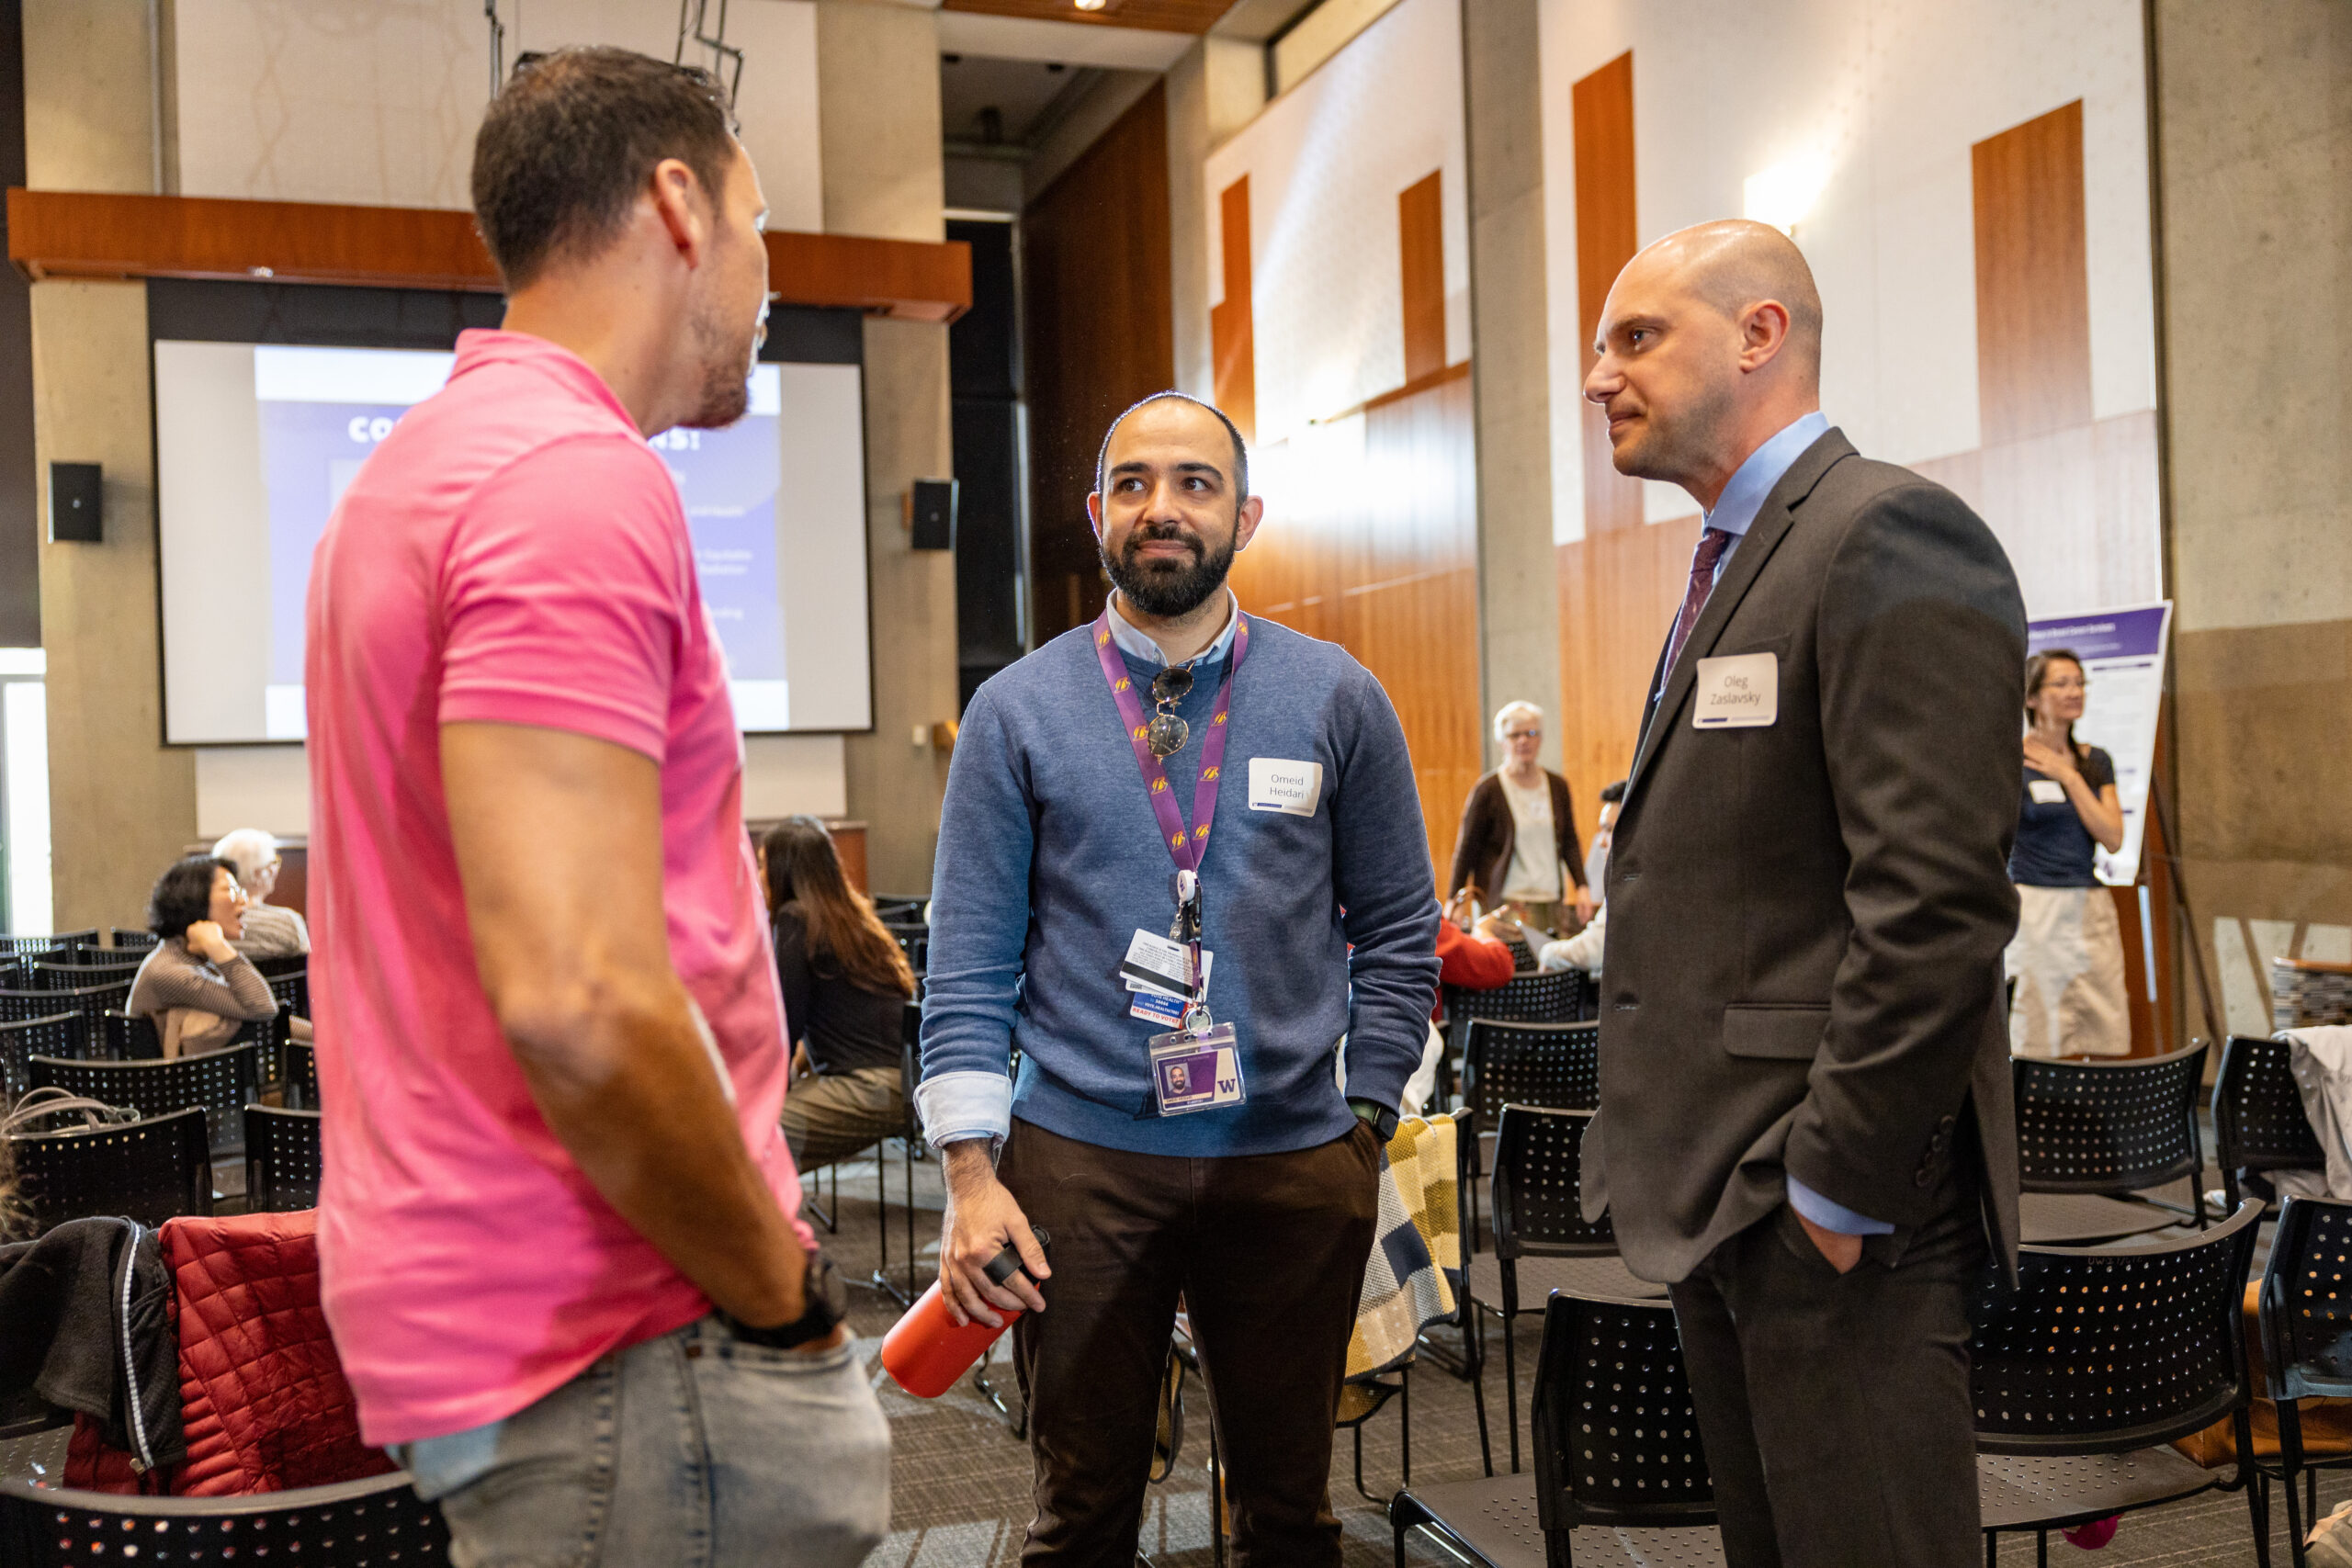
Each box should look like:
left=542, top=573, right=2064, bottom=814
left=1578, top=220, right=2026, bottom=1568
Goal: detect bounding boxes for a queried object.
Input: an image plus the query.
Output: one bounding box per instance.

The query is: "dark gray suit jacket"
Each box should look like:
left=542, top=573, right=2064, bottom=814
left=1583, top=429, right=2026, bottom=1285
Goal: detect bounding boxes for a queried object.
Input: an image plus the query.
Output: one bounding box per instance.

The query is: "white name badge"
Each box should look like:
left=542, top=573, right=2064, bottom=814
left=1692, top=652, right=1779, bottom=728
left=1249, top=757, right=1323, bottom=817
left=1148, top=1023, right=1246, bottom=1116
left=2028, top=779, right=2067, bottom=805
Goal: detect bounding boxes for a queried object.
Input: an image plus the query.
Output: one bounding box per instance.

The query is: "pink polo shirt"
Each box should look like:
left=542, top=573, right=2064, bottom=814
left=304, top=330, right=808, bottom=1447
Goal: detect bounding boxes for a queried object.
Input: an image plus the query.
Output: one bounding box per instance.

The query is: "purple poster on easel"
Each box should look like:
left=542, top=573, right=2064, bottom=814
left=2025, top=601, right=2171, bottom=886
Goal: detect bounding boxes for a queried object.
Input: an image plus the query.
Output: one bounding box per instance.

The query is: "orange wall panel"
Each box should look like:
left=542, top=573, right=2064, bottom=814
left=1398, top=172, right=1446, bottom=384
left=1570, top=52, right=1643, bottom=537
left=1971, top=101, right=2092, bottom=446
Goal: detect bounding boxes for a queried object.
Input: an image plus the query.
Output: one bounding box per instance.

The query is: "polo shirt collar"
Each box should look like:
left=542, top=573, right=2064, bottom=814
left=450, top=329, right=638, bottom=432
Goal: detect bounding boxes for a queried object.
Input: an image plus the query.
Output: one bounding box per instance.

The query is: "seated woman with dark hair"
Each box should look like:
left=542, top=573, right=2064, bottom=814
left=759, top=817, right=918, bottom=1173
left=128, top=854, right=280, bottom=1058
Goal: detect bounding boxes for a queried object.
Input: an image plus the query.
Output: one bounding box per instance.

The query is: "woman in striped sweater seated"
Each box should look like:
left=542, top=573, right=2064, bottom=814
left=127, top=854, right=281, bottom=1059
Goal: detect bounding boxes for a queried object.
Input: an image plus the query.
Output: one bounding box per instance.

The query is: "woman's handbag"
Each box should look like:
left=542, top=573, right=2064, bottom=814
left=1, top=1086, right=141, bottom=1138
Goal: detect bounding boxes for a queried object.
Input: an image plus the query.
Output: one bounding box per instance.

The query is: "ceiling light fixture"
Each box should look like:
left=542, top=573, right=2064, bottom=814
left=1073, top=0, right=1108, bottom=10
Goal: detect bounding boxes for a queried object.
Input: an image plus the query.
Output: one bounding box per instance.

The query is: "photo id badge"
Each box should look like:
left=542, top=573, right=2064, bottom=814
left=1148, top=1023, right=1245, bottom=1117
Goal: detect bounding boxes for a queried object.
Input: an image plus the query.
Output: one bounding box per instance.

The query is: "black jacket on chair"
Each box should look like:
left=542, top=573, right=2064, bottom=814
left=1582, top=428, right=2025, bottom=1285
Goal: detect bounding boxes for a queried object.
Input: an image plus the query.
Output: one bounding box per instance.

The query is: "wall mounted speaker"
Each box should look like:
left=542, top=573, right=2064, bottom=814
left=49, top=462, right=102, bottom=544
left=908, top=479, right=958, bottom=552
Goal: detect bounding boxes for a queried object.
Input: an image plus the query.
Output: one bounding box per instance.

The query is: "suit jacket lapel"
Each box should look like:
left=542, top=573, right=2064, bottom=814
left=1623, top=430, right=1857, bottom=803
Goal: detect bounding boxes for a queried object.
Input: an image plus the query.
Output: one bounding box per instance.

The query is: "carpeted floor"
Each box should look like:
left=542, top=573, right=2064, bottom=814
left=0, top=1138, right=2317, bottom=1566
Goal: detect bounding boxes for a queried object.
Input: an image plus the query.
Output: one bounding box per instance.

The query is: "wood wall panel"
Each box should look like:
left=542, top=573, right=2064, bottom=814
left=1210, top=176, right=1256, bottom=442
left=1971, top=102, right=2091, bottom=445
left=6, top=188, right=971, bottom=321
left=1022, top=81, right=1174, bottom=646
left=1228, top=372, right=1480, bottom=880
left=1570, top=51, right=1642, bottom=537
left=940, top=0, right=1235, bottom=34
left=1555, top=513, right=1699, bottom=822
left=1398, top=172, right=1445, bottom=383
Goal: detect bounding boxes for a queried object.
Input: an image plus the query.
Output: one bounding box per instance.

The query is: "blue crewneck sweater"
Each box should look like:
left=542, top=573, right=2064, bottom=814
left=917, top=615, right=1441, bottom=1157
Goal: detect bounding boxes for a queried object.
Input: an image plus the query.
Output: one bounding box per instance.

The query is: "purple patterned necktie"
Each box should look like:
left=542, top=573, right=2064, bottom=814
left=1662, top=526, right=1736, bottom=682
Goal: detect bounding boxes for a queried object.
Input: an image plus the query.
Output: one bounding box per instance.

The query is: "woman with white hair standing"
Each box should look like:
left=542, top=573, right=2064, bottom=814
left=1446, top=701, right=1595, bottom=938
left=211, top=828, right=311, bottom=959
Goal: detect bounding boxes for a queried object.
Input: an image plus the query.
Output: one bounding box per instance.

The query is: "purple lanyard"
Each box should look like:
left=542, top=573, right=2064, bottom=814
left=1092, top=608, right=1250, bottom=880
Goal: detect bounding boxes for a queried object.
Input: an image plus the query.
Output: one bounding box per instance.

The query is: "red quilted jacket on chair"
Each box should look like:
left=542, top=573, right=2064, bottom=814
left=66, top=1208, right=394, bottom=1495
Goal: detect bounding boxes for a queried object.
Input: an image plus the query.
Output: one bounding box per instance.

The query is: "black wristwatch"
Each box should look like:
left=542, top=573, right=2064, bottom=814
left=716, top=1252, right=850, bottom=1350
left=1349, top=1098, right=1399, bottom=1143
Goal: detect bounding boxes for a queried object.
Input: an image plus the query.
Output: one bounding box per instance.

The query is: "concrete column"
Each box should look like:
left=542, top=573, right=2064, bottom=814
left=26, top=0, right=194, bottom=930
left=1459, top=0, right=1562, bottom=774
left=1165, top=36, right=1265, bottom=402
left=816, top=0, right=957, bottom=897
left=2154, top=0, right=2352, bottom=1029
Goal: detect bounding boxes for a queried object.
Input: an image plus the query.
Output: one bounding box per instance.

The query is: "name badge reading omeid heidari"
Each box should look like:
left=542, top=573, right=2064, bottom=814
left=1248, top=757, right=1323, bottom=817
left=1692, top=652, right=1778, bottom=729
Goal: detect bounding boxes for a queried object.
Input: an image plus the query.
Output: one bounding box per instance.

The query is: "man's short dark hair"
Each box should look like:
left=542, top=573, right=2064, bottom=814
left=1093, top=392, right=1250, bottom=502
left=148, top=855, right=233, bottom=941
left=1600, top=779, right=1627, bottom=805
left=471, top=47, right=739, bottom=289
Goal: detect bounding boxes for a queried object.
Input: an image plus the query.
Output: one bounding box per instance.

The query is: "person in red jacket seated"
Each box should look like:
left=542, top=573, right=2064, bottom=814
left=1409, top=889, right=1518, bottom=1111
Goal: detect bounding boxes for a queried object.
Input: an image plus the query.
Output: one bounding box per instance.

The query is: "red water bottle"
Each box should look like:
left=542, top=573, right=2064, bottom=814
left=880, top=1227, right=1050, bottom=1398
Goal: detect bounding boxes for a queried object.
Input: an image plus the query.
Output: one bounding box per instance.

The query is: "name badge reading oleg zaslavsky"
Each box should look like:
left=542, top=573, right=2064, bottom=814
left=1692, top=652, right=1778, bottom=729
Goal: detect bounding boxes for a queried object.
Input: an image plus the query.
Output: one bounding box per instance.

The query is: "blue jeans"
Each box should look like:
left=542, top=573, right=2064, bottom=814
left=401, top=1316, right=889, bottom=1568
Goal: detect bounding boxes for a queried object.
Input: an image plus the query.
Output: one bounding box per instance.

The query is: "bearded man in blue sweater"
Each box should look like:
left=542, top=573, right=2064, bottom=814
left=917, top=392, right=1441, bottom=1565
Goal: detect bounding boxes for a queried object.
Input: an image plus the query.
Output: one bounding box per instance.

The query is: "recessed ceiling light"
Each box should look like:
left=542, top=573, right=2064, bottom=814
left=1074, top=0, right=1107, bottom=10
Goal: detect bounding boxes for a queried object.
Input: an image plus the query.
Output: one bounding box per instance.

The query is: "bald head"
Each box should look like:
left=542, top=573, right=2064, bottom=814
left=1636, top=220, right=1822, bottom=374
left=1582, top=220, right=1826, bottom=510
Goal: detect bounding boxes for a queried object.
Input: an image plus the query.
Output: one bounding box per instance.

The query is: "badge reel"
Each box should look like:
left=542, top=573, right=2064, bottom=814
left=1148, top=870, right=1244, bottom=1117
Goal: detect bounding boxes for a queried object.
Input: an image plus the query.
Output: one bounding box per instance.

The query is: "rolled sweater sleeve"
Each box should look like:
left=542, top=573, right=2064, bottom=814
left=917, top=687, right=1033, bottom=1145
left=1333, top=671, right=1443, bottom=1111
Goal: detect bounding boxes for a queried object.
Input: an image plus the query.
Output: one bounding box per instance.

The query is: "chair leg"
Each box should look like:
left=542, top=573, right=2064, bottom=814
left=904, top=1135, right=919, bottom=1302
left=1503, top=1295, right=1521, bottom=1475
left=2037, top=1529, right=2048, bottom=1568
left=1984, top=1531, right=1996, bottom=1568
left=1399, top=1364, right=1411, bottom=1488
left=2252, top=1472, right=2275, bottom=1568
left=1468, top=1303, right=1493, bottom=1479
left=2286, top=1470, right=2309, bottom=1568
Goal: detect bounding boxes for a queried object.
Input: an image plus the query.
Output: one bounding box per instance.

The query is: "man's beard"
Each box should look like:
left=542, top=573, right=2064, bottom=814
left=1102, top=520, right=1238, bottom=618
left=678, top=295, right=758, bottom=430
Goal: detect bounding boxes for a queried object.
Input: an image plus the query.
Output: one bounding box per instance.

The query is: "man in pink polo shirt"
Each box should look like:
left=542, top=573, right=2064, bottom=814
left=305, top=49, right=887, bottom=1565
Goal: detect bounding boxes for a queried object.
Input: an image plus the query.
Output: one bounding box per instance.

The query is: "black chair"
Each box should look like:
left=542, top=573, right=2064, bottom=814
left=2254, top=1193, right=2352, bottom=1563
left=0, top=1012, right=81, bottom=1099
left=0, top=930, right=96, bottom=959
left=871, top=896, right=928, bottom=924
left=0, top=1471, right=448, bottom=1565
left=32, top=951, right=142, bottom=981
left=1459, top=1019, right=1600, bottom=1249
left=1393, top=1291, right=1721, bottom=1567
left=107, top=928, right=159, bottom=952
left=881, top=921, right=928, bottom=976
left=266, top=966, right=310, bottom=1019
left=1473, top=1105, right=1663, bottom=1478
left=101, top=1010, right=163, bottom=1061
left=1502, top=932, right=1537, bottom=971
left=2215, top=1033, right=2324, bottom=1215
left=0, top=959, right=19, bottom=990
left=1971, top=1199, right=2264, bottom=1566
left=287, top=1037, right=319, bottom=1109
left=250, top=951, right=310, bottom=978
left=0, top=980, right=130, bottom=1053
left=6, top=1104, right=212, bottom=1234
left=2012, top=1043, right=2211, bottom=1244
left=245, top=1104, right=324, bottom=1211
left=30, top=1042, right=261, bottom=1159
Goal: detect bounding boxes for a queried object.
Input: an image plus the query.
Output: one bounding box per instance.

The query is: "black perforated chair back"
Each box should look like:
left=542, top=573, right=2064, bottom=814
left=2214, top=1034, right=2324, bottom=1206
left=1970, top=1199, right=2259, bottom=1454
left=6, top=1105, right=212, bottom=1234
left=1464, top=1019, right=1600, bottom=1135
left=1528, top=1291, right=1715, bottom=1531
left=0, top=981, right=127, bottom=1049
left=1491, top=1104, right=1614, bottom=1259
left=0, top=930, right=96, bottom=959
left=2012, top=1043, right=2207, bottom=1193
left=1, top=1012, right=80, bottom=1099
left=1502, top=933, right=1536, bottom=970
left=245, top=1105, right=324, bottom=1212
left=249, top=951, right=309, bottom=978
left=102, top=1010, right=163, bottom=1062
left=288, top=1038, right=319, bottom=1109
left=30, top=1043, right=260, bottom=1158
left=1448, top=965, right=1585, bottom=1032
left=2257, top=1194, right=2352, bottom=1404
left=107, top=929, right=159, bottom=953
left=266, top=967, right=310, bottom=1019
left=0, top=1472, right=448, bottom=1564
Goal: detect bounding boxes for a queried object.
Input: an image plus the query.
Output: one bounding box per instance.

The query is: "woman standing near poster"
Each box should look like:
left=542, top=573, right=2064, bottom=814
left=2007, top=649, right=2132, bottom=1057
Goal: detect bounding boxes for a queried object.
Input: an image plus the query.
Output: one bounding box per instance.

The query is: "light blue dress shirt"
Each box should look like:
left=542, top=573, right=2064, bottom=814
left=1659, top=412, right=1886, bottom=1238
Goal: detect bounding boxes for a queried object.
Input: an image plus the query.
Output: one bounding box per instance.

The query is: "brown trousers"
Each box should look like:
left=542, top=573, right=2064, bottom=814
left=998, top=1117, right=1381, bottom=1568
